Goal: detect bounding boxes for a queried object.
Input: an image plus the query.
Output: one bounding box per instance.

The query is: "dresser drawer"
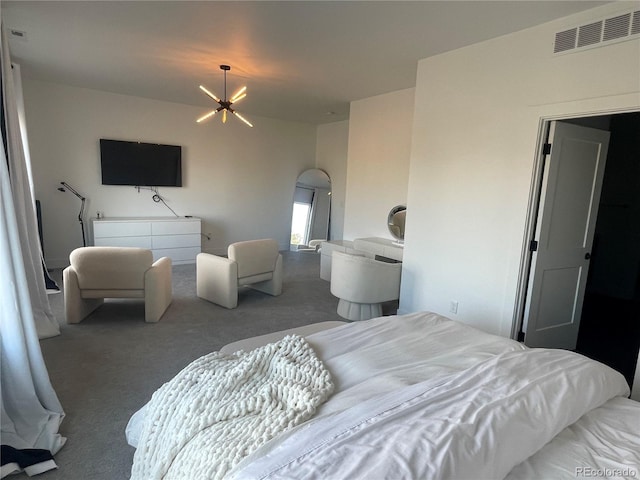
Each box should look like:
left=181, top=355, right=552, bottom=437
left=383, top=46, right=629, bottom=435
left=94, top=236, right=152, bottom=249
left=152, top=234, right=201, bottom=249
left=151, top=220, right=201, bottom=235
left=94, top=221, right=151, bottom=238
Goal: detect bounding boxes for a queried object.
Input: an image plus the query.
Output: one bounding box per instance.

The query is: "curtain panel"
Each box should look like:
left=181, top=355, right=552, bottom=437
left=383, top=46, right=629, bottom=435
left=0, top=22, right=65, bottom=476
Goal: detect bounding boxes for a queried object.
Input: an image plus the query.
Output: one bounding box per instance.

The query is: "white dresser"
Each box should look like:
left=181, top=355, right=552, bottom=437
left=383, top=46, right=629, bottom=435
left=92, top=217, right=201, bottom=265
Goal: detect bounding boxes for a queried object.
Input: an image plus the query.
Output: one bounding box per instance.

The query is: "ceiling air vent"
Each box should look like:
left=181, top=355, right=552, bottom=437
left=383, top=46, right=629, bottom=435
left=603, top=13, right=632, bottom=41
left=553, top=9, right=639, bottom=54
left=577, top=21, right=603, bottom=47
left=632, top=10, right=640, bottom=35
left=554, top=28, right=577, bottom=53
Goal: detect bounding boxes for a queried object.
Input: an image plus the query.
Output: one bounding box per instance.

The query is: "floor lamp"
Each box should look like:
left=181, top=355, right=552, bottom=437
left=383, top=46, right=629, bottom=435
left=58, top=181, right=86, bottom=247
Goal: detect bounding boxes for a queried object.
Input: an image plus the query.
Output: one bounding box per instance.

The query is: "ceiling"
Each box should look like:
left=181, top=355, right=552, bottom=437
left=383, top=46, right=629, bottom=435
left=4, top=1, right=608, bottom=125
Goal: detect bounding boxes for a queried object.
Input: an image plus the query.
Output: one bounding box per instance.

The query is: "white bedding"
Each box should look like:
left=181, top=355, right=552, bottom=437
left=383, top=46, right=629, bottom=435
left=301, top=311, right=529, bottom=418
left=230, top=348, right=629, bottom=479
left=127, top=312, right=526, bottom=448
left=127, top=312, right=640, bottom=479
left=506, top=396, right=640, bottom=480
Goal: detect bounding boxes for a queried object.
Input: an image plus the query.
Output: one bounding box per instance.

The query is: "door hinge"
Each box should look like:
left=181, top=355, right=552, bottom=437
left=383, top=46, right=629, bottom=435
left=517, top=331, right=525, bottom=342
left=529, top=240, right=538, bottom=252
left=543, top=143, right=552, bottom=155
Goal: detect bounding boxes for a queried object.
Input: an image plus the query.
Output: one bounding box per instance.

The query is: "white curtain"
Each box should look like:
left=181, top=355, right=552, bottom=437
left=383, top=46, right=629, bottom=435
left=3, top=43, right=59, bottom=339
left=0, top=20, right=65, bottom=460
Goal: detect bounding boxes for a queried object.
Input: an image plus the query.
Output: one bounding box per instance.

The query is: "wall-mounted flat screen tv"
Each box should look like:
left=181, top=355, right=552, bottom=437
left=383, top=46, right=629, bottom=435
left=100, top=139, right=182, bottom=187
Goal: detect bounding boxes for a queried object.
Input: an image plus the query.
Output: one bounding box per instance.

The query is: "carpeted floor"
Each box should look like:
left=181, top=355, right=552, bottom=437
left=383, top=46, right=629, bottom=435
left=38, top=251, right=389, bottom=480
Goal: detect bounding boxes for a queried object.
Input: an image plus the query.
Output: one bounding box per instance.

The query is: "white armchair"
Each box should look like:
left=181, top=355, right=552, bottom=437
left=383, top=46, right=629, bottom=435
left=196, top=238, right=283, bottom=309
left=330, top=251, right=402, bottom=321
left=63, top=247, right=172, bottom=324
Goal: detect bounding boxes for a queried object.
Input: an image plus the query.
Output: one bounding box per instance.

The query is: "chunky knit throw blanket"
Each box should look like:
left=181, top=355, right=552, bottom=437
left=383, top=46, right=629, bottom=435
left=130, top=335, right=334, bottom=480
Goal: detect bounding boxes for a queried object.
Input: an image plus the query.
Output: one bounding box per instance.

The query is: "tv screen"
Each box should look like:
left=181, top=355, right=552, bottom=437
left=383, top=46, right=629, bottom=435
left=100, top=139, right=182, bottom=187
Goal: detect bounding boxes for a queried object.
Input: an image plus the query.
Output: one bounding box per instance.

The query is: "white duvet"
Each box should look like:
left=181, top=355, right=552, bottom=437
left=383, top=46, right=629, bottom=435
left=230, top=347, right=629, bottom=479
left=127, top=312, right=526, bottom=449
left=506, top=396, right=640, bottom=480
left=128, top=312, right=638, bottom=479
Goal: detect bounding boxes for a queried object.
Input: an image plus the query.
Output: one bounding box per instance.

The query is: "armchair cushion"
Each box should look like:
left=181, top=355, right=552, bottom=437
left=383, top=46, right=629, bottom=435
left=70, top=246, right=153, bottom=290
left=229, top=239, right=280, bottom=280
left=64, top=247, right=172, bottom=324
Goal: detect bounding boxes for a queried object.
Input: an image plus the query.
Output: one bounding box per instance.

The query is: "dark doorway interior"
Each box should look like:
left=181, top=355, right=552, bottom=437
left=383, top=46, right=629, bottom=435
left=575, top=112, right=640, bottom=388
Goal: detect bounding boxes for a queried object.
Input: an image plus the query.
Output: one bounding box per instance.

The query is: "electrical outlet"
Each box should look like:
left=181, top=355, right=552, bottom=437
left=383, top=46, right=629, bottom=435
left=450, top=301, right=459, bottom=314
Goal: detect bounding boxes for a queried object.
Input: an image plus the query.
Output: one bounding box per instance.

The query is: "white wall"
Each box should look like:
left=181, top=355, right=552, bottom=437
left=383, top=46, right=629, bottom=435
left=315, top=120, right=349, bottom=240
left=343, top=88, right=414, bottom=240
left=24, top=79, right=317, bottom=267
left=400, top=3, right=640, bottom=336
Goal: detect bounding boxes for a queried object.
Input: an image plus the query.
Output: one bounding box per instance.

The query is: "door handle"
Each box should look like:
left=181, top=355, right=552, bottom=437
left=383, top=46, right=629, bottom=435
left=585, top=252, right=591, bottom=260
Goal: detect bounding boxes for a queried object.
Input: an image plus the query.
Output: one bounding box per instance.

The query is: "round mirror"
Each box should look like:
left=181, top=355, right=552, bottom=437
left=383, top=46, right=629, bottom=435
left=290, top=169, right=331, bottom=251
left=387, top=205, right=407, bottom=243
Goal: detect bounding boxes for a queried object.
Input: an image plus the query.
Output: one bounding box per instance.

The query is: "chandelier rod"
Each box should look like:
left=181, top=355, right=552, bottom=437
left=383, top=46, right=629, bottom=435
left=220, top=64, right=231, bottom=102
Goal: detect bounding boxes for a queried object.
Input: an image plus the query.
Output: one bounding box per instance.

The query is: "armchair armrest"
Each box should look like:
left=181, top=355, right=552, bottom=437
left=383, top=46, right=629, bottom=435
left=196, top=253, right=239, bottom=309
left=144, top=257, right=173, bottom=322
left=63, top=266, right=103, bottom=324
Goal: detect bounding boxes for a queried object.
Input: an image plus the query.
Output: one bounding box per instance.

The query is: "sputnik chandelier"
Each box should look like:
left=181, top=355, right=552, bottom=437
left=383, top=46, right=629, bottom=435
left=197, top=65, right=253, bottom=127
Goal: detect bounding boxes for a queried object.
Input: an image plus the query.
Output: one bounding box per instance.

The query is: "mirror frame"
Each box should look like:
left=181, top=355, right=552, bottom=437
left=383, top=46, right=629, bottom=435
left=291, top=169, right=331, bottom=250
left=387, top=205, right=407, bottom=242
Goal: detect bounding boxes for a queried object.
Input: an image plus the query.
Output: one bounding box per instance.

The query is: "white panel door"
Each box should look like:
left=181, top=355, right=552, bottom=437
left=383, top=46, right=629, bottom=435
left=523, top=121, right=610, bottom=350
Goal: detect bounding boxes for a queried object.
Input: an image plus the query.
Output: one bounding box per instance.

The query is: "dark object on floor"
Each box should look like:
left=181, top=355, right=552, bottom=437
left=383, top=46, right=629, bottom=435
left=0, top=445, right=57, bottom=477
left=44, top=265, right=60, bottom=295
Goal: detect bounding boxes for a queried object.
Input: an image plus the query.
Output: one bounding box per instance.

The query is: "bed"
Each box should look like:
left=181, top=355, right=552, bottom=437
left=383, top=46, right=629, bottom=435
left=126, top=312, right=640, bottom=479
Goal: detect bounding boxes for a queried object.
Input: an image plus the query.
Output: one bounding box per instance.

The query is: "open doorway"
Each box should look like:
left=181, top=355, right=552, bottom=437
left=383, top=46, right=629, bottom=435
left=571, top=112, right=640, bottom=387
left=519, top=111, right=640, bottom=388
